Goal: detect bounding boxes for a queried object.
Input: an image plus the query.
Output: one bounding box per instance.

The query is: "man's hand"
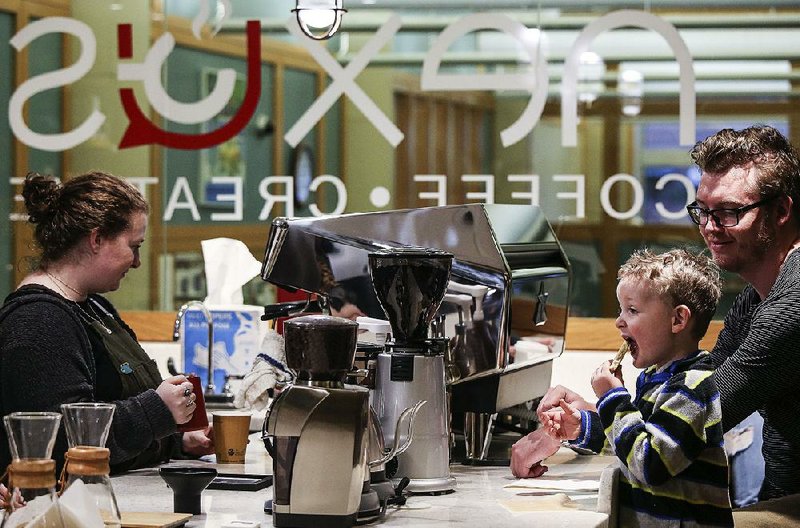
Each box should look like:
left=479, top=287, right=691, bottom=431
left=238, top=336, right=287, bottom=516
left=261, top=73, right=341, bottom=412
left=536, top=385, right=595, bottom=423
left=510, top=428, right=561, bottom=478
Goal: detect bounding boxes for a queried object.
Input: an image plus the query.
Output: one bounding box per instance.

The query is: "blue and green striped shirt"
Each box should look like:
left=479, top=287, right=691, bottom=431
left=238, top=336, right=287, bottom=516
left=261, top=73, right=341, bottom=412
left=573, top=350, right=733, bottom=527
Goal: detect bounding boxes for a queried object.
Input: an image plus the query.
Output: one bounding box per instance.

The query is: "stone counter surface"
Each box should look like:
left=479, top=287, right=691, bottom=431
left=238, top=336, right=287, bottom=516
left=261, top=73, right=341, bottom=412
left=111, top=434, right=612, bottom=528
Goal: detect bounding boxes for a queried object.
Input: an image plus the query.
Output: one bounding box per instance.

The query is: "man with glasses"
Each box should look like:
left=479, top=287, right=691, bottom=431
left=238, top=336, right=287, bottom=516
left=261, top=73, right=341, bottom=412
left=520, top=125, right=800, bottom=514
left=686, top=125, right=800, bottom=512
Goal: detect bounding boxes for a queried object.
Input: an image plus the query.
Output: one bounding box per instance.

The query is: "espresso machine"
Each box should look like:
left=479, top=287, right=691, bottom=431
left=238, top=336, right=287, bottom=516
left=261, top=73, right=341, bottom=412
left=264, top=314, right=369, bottom=528
left=368, top=247, right=456, bottom=494
left=260, top=204, right=572, bottom=466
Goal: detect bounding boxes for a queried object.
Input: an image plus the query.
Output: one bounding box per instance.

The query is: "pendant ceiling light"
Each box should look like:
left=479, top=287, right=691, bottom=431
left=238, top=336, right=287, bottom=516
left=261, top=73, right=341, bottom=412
left=577, top=51, right=605, bottom=107
left=619, top=69, right=644, bottom=117
left=293, top=0, right=346, bottom=41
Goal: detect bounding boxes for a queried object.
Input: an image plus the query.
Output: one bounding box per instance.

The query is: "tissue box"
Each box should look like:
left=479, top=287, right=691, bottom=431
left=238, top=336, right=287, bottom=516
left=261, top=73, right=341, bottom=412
left=181, top=305, right=265, bottom=393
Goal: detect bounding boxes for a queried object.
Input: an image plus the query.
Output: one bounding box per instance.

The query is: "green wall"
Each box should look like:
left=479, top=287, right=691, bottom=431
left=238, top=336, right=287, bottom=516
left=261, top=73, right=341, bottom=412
left=343, top=67, right=396, bottom=213
left=163, top=46, right=274, bottom=225
left=0, top=14, right=64, bottom=297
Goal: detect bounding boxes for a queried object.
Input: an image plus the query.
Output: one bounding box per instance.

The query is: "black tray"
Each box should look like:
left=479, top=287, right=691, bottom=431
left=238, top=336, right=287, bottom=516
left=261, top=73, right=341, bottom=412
left=207, top=473, right=273, bottom=491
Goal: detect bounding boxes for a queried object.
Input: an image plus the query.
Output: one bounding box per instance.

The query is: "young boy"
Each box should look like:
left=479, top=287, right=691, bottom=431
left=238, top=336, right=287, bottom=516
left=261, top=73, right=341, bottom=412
left=544, top=248, right=733, bottom=527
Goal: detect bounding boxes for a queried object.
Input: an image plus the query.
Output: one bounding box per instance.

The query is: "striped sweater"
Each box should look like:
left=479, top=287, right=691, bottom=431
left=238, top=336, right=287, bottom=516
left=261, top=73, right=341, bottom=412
left=711, top=248, right=800, bottom=500
left=573, top=350, right=733, bottom=527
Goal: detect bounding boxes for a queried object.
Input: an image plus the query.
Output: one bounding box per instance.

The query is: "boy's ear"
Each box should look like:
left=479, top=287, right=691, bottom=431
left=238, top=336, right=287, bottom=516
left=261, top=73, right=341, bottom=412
left=672, top=305, right=691, bottom=333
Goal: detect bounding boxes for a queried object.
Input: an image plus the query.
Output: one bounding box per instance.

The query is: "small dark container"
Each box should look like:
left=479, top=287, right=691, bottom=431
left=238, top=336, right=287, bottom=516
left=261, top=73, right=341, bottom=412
left=159, top=466, right=218, bottom=514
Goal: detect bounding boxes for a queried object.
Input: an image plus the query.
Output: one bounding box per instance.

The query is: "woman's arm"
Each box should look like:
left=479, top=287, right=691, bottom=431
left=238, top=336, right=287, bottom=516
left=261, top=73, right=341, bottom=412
left=0, top=300, right=176, bottom=470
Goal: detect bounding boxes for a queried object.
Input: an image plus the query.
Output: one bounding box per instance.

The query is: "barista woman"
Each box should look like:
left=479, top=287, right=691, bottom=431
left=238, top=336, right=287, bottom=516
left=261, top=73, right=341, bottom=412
left=0, top=171, right=213, bottom=476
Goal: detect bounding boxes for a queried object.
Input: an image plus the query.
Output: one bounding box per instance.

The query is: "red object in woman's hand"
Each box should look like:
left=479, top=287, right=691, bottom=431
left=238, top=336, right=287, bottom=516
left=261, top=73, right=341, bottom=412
left=177, top=374, right=209, bottom=433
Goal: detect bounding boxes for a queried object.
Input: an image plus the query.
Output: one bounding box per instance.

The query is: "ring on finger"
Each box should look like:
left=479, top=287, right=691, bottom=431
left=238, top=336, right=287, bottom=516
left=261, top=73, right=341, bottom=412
left=186, top=399, right=195, bottom=408
left=183, top=387, right=191, bottom=397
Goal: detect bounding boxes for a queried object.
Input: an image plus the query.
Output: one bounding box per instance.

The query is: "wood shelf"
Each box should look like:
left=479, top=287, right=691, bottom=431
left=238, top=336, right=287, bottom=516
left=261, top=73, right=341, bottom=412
left=122, top=311, right=723, bottom=352
left=563, top=317, right=723, bottom=352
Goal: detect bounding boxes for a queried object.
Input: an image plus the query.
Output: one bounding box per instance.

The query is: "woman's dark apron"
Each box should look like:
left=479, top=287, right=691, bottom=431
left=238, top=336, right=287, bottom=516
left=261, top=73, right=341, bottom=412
left=85, top=298, right=163, bottom=397
left=85, top=299, right=176, bottom=471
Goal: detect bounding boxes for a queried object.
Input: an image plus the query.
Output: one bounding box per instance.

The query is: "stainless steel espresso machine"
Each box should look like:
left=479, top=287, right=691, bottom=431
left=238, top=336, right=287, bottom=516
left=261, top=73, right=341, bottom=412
left=260, top=204, right=572, bottom=467
left=264, top=315, right=369, bottom=528
left=368, top=248, right=456, bottom=493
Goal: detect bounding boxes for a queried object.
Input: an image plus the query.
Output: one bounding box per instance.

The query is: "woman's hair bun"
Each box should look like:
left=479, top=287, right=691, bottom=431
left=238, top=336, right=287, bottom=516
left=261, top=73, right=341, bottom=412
left=22, top=172, right=61, bottom=224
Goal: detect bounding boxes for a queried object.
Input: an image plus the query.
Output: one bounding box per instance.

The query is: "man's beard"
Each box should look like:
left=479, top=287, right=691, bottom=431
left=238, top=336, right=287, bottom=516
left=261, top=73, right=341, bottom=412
left=718, top=216, right=775, bottom=274
left=756, top=219, right=776, bottom=252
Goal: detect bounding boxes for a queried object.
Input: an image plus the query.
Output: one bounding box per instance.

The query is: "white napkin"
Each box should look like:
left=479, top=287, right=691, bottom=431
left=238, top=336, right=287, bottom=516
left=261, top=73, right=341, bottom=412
left=5, top=480, right=105, bottom=528
left=201, top=238, right=262, bottom=305
left=498, top=493, right=581, bottom=513
left=504, top=478, right=600, bottom=492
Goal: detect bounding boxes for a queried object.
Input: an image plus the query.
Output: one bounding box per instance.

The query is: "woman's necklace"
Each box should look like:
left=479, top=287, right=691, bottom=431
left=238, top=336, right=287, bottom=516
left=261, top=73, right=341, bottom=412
left=45, top=270, right=85, bottom=299
left=44, top=270, right=112, bottom=334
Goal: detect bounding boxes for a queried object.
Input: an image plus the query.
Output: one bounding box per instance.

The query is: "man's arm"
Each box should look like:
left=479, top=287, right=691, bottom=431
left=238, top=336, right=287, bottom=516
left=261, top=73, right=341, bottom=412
left=712, top=290, right=800, bottom=432
left=509, top=428, right=561, bottom=478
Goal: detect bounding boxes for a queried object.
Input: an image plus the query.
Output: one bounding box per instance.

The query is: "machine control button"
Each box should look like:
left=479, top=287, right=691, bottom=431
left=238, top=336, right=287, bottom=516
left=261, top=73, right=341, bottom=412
left=390, top=355, right=415, bottom=382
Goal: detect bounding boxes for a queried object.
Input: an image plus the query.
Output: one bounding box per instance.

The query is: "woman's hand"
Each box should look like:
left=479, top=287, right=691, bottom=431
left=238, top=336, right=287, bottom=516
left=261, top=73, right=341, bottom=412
left=0, top=484, right=24, bottom=510
left=183, top=426, right=215, bottom=457
left=156, top=375, right=195, bottom=425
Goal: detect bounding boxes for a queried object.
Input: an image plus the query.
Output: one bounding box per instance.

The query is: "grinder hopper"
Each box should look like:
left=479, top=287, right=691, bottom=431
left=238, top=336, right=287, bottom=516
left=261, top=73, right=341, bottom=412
left=368, top=247, right=452, bottom=346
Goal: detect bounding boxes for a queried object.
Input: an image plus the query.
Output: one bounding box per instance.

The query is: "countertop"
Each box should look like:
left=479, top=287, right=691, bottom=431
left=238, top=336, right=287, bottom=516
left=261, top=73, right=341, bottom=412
left=112, top=434, right=613, bottom=528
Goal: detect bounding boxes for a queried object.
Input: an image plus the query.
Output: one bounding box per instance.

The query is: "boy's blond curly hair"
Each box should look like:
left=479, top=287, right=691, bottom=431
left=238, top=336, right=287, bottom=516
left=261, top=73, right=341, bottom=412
left=618, top=248, right=722, bottom=340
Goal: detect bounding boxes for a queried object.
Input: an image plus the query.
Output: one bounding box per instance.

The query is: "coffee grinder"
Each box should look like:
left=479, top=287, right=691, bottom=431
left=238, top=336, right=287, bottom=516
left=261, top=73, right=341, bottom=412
left=368, top=247, right=456, bottom=494
left=264, top=315, right=370, bottom=528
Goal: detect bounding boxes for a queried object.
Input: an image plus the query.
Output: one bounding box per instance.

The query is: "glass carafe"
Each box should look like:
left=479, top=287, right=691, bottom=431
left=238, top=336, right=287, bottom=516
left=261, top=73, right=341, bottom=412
left=60, top=403, right=121, bottom=528
left=1, top=412, right=66, bottom=528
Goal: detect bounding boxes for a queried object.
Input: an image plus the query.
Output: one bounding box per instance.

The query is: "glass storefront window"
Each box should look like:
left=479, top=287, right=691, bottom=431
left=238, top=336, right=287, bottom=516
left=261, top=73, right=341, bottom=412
left=2, top=2, right=798, bottom=320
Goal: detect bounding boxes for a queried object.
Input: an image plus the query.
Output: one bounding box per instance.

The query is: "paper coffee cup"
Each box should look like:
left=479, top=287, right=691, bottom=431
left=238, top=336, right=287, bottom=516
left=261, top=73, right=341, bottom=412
left=212, top=411, right=251, bottom=464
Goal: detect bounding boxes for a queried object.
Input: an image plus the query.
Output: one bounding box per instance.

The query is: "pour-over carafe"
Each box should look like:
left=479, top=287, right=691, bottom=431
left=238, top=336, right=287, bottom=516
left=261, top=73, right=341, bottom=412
left=2, top=412, right=66, bottom=528
left=60, top=402, right=121, bottom=527
left=368, top=247, right=456, bottom=494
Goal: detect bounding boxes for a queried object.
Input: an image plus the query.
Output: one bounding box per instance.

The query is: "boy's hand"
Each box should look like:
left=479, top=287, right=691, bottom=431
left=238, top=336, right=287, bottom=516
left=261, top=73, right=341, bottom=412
left=541, top=399, right=582, bottom=441
left=591, top=360, right=623, bottom=398
left=536, top=385, right=595, bottom=423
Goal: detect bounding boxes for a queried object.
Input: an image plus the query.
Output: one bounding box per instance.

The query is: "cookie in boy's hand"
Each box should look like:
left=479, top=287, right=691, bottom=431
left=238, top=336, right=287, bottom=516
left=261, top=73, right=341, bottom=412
left=609, top=341, right=630, bottom=373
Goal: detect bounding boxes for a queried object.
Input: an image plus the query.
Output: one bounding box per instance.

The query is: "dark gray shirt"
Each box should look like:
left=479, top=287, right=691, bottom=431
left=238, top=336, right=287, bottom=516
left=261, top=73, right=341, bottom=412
left=711, top=249, right=800, bottom=500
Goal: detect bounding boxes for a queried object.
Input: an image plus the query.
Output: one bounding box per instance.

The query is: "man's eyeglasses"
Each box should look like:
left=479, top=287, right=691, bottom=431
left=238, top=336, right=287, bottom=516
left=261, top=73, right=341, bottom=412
left=686, top=195, right=778, bottom=228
